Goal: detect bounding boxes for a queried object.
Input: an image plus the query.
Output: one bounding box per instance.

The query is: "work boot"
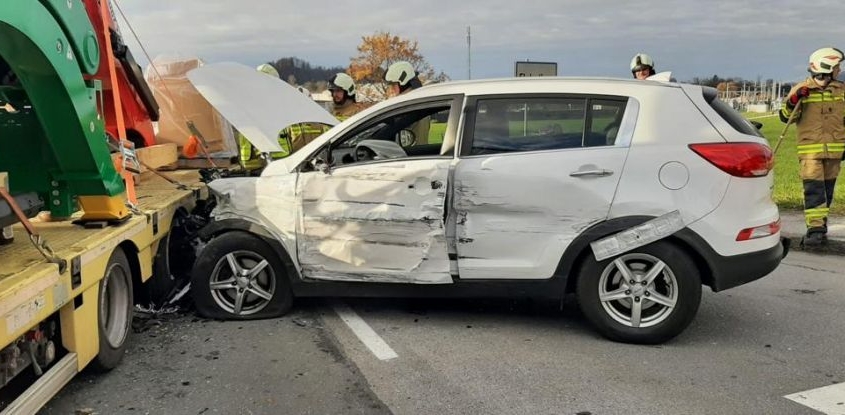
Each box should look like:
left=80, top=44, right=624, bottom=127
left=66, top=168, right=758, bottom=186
left=803, top=231, right=824, bottom=247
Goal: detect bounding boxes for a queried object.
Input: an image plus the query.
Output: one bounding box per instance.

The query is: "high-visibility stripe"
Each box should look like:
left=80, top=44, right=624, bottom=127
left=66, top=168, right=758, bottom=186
left=802, top=90, right=845, bottom=103
left=805, top=208, right=830, bottom=226
left=797, top=143, right=845, bottom=154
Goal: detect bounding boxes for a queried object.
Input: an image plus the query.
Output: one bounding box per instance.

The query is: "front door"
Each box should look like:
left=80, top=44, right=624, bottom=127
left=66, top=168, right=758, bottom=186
left=453, top=95, right=634, bottom=279
left=295, top=98, right=461, bottom=283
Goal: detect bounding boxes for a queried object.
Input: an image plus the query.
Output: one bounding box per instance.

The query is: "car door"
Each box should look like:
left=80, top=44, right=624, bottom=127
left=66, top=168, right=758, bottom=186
left=453, top=95, right=637, bottom=280
left=295, top=96, right=463, bottom=284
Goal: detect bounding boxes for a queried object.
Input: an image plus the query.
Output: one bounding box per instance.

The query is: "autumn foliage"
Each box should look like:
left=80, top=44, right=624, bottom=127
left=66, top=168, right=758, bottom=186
left=349, top=31, right=448, bottom=100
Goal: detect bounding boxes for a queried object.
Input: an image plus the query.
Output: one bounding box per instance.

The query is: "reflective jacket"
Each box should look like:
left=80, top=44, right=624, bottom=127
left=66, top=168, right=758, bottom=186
left=333, top=100, right=367, bottom=121
left=781, top=78, right=845, bottom=160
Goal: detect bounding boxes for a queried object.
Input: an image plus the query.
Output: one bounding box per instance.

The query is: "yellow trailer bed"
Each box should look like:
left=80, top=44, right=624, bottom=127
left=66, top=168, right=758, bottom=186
left=0, top=170, right=205, bottom=414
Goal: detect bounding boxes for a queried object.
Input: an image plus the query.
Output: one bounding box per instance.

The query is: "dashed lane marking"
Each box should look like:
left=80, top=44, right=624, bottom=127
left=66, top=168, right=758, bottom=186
left=785, top=382, right=845, bottom=414
left=333, top=303, right=398, bottom=361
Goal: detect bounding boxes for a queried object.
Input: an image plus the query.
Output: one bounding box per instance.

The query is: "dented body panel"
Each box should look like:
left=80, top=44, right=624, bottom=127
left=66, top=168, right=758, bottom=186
left=295, top=159, right=452, bottom=283
left=453, top=147, right=629, bottom=279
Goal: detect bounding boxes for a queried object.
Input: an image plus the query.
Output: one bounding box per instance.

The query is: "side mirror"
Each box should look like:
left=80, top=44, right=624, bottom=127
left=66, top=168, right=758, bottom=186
left=396, top=129, right=416, bottom=147
left=749, top=120, right=763, bottom=130
left=311, top=158, right=330, bottom=174
left=310, top=147, right=331, bottom=174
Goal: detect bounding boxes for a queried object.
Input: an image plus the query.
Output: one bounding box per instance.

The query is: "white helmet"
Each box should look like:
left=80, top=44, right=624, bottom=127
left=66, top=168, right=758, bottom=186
left=328, top=73, right=356, bottom=96
left=256, top=63, right=279, bottom=78
left=630, top=53, right=655, bottom=72
left=808, top=47, right=844, bottom=74
left=385, top=61, right=417, bottom=86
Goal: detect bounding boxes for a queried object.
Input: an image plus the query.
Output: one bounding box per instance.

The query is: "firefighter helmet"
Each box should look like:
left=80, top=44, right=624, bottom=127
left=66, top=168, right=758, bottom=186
left=808, top=47, right=844, bottom=74
left=385, top=61, right=417, bottom=86
left=630, top=53, right=655, bottom=73
left=328, top=73, right=356, bottom=96
left=256, top=63, right=279, bottom=78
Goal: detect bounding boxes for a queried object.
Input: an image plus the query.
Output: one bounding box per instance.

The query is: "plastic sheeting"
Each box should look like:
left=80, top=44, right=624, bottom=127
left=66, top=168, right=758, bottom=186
left=144, top=55, right=237, bottom=157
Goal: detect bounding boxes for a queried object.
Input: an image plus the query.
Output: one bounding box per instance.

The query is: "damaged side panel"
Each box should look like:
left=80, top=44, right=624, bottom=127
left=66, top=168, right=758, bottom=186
left=296, top=159, right=453, bottom=284
left=208, top=175, right=300, bottom=259
left=453, top=148, right=629, bottom=279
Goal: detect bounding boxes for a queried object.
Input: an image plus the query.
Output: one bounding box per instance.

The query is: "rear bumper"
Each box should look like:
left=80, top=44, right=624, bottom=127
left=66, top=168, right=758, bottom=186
left=708, top=237, right=787, bottom=292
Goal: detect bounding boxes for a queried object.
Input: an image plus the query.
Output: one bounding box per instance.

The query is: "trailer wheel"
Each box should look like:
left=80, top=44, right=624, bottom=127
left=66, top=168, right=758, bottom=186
left=191, top=231, right=292, bottom=320
left=91, top=248, right=134, bottom=371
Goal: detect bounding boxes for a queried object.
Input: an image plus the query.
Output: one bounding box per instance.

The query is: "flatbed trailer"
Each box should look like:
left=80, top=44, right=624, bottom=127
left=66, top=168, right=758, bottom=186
left=0, top=170, right=205, bottom=414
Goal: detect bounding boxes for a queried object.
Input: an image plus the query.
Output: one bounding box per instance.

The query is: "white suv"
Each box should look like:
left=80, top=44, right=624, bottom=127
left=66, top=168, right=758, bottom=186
left=189, top=63, right=787, bottom=344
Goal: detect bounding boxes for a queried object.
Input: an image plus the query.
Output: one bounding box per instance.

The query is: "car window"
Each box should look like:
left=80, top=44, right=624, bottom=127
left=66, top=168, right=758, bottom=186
left=702, top=88, right=763, bottom=137
left=305, top=102, right=452, bottom=170
left=588, top=99, right=628, bottom=145
left=468, top=97, right=626, bottom=155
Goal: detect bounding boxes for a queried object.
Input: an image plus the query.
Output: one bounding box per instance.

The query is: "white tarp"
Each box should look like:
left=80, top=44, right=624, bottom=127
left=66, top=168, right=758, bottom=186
left=187, top=62, right=338, bottom=153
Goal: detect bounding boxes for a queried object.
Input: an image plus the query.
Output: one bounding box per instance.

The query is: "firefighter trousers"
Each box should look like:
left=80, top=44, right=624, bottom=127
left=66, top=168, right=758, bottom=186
left=800, top=158, right=841, bottom=233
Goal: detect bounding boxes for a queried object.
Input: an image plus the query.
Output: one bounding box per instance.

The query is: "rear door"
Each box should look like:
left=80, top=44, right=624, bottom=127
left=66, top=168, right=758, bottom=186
left=453, top=95, right=636, bottom=279
left=295, top=96, right=462, bottom=283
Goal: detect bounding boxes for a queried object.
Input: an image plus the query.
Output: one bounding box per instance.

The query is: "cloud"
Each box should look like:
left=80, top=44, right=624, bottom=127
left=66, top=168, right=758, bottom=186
left=117, top=0, right=845, bottom=81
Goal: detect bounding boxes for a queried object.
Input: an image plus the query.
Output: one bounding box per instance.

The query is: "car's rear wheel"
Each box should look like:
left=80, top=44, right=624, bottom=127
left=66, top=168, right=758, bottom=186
left=191, top=231, right=292, bottom=320
left=576, top=240, right=701, bottom=344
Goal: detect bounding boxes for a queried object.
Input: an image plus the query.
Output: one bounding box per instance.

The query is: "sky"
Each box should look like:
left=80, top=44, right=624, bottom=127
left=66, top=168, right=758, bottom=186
left=115, top=0, right=845, bottom=83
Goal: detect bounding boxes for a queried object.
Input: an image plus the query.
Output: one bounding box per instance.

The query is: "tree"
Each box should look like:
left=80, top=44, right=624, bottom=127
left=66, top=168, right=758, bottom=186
left=348, top=31, right=449, bottom=101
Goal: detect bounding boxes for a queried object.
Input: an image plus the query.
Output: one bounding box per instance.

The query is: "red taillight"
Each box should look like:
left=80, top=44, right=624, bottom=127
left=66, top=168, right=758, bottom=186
left=689, top=142, right=773, bottom=177
left=736, top=219, right=781, bottom=241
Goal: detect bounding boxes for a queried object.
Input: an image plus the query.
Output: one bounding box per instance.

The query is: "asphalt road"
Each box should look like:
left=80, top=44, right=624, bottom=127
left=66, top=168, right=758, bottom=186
left=42, top=251, right=845, bottom=415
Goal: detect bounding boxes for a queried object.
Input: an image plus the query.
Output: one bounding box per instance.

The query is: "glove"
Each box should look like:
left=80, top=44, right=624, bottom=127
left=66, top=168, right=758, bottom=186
left=789, top=87, right=810, bottom=105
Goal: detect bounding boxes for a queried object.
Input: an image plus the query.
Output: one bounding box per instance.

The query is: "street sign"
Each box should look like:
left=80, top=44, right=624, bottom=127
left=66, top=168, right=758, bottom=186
left=514, top=61, right=557, bottom=77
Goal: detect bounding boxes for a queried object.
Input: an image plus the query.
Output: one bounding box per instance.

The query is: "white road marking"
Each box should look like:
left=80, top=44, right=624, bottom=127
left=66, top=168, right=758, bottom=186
left=785, top=382, right=845, bottom=414
left=333, top=303, right=398, bottom=361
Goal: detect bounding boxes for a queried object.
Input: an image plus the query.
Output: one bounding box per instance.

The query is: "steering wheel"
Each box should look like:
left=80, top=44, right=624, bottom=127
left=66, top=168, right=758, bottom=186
left=354, top=146, right=375, bottom=162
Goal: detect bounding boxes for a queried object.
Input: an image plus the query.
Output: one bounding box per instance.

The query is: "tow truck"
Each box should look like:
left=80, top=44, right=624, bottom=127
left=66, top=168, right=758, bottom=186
left=0, top=1, right=205, bottom=412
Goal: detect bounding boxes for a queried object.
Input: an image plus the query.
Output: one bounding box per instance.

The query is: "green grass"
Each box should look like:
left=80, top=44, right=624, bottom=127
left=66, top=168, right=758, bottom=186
left=747, top=113, right=845, bottom=214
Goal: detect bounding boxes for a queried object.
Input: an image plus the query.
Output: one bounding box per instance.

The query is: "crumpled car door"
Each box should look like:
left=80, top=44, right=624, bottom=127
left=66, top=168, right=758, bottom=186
left=295, top=159, right=452, bottom=284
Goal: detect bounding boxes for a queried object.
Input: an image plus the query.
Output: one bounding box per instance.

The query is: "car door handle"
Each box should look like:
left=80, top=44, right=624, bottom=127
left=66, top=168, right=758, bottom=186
left=569, top=169, right=614, bottom=177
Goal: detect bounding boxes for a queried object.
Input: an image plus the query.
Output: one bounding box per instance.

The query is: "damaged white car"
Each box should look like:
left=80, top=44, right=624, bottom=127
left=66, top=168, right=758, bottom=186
left=188, top=63, right=787, bottom=344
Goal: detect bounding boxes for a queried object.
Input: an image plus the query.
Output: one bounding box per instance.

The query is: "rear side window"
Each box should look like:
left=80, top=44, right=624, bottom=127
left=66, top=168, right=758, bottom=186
left=702, top=88, right=763, bottom=137
left=467, top=96, right=627, bottom=155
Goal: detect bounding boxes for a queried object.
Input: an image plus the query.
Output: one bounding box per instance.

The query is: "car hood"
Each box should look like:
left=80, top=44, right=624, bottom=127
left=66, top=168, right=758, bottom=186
left=187, top=62, right=338, bottom=152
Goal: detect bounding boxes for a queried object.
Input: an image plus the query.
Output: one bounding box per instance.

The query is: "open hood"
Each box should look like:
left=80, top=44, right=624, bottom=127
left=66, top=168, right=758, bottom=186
left=187, top=62, right=338, bottom=152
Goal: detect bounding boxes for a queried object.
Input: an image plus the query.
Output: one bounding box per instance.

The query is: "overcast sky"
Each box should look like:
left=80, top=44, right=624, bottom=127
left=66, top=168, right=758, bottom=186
left=117, top=0, right=845, bottom=83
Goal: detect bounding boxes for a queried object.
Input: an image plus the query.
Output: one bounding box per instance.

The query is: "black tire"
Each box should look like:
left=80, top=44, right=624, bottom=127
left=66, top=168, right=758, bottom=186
left=147, top=232, right=177, bottom=306
left=576, top=240, right=701, bottom=344
left=191, top=231, right=292, bottom=320
left=91, top=248, right=134, bottom=372
left=148, top=216, right=193, bottom=306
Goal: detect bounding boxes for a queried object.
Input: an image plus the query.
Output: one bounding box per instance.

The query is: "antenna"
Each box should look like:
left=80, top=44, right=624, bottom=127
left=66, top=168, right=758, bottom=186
left=467, top=26, right=472, bottom=80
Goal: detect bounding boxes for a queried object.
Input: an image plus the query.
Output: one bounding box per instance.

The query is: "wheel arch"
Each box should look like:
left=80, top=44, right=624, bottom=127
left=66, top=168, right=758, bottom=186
left=197, top=218, right=299, bottom=283
left=116, top=240, right=144, bottom=304
left=555, top=215, right=715, bottom=294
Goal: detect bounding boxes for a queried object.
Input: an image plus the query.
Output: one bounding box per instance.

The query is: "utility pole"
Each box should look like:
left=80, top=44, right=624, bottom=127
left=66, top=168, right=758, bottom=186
left=467, top=26, right=472, bottom=80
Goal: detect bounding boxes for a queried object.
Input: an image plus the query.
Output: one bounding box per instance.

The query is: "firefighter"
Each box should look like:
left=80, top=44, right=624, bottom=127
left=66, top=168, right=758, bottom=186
left=780, top=47, right=845, bottom=246
left=384, top=61, right=423, bottom=97
left=327, top=73, right=365, bottom=120
left=630, top=53, right=656, bottom=80
left=384, top=61, right=428, bottom=144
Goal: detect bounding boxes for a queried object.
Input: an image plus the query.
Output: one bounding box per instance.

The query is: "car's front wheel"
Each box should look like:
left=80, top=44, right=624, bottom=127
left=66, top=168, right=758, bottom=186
left=191, top=231, right=292, bottom=320
left=576, top=240, right=701, bottom=344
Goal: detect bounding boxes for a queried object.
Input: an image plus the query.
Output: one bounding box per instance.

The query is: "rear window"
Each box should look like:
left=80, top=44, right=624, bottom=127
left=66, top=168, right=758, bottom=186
left=702, top=88, right=763, bottom=137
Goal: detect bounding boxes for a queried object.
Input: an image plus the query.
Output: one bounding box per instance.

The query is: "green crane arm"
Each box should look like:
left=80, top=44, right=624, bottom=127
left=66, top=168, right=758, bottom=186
left=0, top=0, right=125, bottom=218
